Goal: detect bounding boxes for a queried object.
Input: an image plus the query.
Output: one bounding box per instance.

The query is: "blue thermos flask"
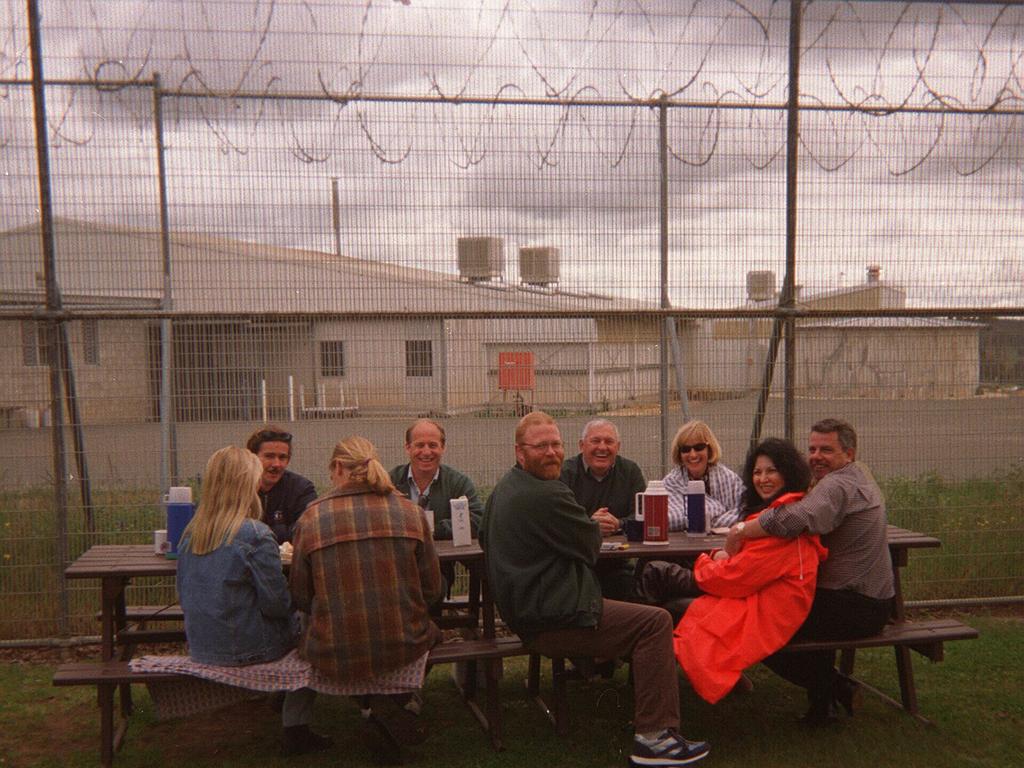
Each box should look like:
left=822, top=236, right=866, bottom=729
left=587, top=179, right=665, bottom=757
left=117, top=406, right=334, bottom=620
left=165, top=501, right=196, bottom=559
left=685, top=480, right=707, bottom=534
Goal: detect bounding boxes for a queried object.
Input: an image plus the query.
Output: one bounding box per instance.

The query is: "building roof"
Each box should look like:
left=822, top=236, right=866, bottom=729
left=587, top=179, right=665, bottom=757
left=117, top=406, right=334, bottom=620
left=800, top=317, right=983, bottom=330
left=0, top=218, right=652, bottom=315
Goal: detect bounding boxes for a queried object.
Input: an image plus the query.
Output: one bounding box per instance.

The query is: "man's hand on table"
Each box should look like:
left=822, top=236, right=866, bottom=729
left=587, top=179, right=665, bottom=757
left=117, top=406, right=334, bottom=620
left=591, top=508, right=621, bottom=537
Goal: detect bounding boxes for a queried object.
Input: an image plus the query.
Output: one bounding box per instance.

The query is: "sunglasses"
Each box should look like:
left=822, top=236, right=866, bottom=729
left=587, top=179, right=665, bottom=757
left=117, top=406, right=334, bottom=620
left=417, top=494, right=430, bottom=509
left=679, top=443, right=708, bottom=454
left=258, top=430, right=292, bottom=444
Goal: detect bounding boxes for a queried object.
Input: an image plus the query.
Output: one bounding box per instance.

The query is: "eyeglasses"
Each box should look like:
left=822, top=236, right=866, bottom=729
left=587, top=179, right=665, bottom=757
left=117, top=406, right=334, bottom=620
left=679, top=443, right=708, bottom=454
left=258, top=430, right=292, bottom=444
left=519, top=441, right=564, bottom=453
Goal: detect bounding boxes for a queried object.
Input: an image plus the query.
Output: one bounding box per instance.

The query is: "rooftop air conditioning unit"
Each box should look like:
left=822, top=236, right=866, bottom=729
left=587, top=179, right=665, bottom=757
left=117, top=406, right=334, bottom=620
left=746, top=270, right=776, bottom=302
left=457, top=237, right=504, bottom=282
left=519, top=246, right=560, bottom=287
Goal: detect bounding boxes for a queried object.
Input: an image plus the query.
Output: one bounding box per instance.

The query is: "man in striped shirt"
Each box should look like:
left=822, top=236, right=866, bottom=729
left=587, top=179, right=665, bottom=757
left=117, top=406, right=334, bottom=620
left=723, top=418, right=894, bottom=725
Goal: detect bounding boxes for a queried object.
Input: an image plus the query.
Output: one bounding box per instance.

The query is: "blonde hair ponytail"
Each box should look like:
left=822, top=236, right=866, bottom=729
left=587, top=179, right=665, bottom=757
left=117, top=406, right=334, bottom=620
left=329, top=436, right=395, bottom=496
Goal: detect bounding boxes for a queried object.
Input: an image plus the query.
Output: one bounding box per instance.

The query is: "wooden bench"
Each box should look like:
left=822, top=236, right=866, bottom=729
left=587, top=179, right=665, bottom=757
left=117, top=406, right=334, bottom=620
left=782, top=616, right=979, bottom=722
left=527, top=617, right=979, bottom=735
left=54, top=635, right=528, bottom=767
left=98, top=605, right=185, bottom=624
left=108, top=600, right=474, bottom=636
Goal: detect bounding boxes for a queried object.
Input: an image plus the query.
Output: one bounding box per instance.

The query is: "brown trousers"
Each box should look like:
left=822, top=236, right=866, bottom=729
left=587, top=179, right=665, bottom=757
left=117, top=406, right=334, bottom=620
left=526, top=599, right=680, bottom=733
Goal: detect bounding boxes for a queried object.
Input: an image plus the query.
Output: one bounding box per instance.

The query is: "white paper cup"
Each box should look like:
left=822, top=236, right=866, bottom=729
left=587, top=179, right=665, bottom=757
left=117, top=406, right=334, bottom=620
left=154, top=529, right=170, bottom=555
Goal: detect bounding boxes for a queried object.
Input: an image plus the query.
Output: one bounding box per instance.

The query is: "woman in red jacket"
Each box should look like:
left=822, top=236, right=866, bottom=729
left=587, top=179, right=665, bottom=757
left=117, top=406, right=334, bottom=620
left=642, top=438, right=826, bottom=704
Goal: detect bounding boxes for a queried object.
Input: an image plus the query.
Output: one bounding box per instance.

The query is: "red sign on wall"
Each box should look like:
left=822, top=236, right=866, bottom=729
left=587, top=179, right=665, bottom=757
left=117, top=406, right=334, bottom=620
left=498, top=352, right=535, bottom=391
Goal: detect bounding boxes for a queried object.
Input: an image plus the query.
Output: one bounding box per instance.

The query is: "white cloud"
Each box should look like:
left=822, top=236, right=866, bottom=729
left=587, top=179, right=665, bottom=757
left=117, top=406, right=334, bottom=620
left=1, top=1, right=1021, bottom=308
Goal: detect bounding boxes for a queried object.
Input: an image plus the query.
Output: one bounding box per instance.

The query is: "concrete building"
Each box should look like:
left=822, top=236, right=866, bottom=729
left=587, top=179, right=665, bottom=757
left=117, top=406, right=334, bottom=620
left=702, top=266, right=982, bottom=399
left=1, top=220, right=984, bottom=427
left=1, top=219, right=662, bottom=425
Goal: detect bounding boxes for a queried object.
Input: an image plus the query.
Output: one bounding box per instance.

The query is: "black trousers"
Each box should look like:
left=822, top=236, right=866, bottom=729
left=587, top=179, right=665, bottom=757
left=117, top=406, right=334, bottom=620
left=762, top=588, right=892, bottom=712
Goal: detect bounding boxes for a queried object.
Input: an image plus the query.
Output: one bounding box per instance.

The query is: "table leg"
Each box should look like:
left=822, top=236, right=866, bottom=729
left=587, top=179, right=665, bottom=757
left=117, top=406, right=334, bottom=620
left=100, top=577, right=126, bottom=661
left=894, top=646, right=919, bottom=715
left=98, top=683, right=115, bottom=768
left=890, top=546, right=908, bottom=622
left=483, top=657, right=505, bottom=750
left=889, top=544, right=920, bottom=717
left=481, top=568, right=495, bottom=640
left=466, top=563, right=482, bottom=635
left=839, top=648, right=856, bottom=676
left=101, top=576, right=134, bottom=718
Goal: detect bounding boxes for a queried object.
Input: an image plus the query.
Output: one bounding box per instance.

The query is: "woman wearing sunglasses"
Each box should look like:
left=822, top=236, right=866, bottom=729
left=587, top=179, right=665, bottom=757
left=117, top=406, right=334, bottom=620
left=662, top=420, right=744, bottom=531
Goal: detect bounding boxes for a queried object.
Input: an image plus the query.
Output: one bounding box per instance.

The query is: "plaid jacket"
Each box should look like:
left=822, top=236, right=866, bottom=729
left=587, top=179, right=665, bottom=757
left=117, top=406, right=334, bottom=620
left=290, top=482, right=443, bottom=682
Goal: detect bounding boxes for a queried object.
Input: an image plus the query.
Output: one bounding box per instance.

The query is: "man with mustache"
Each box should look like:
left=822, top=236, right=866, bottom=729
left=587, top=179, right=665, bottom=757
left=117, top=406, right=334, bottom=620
left=481, top=411, right=709, bottom=767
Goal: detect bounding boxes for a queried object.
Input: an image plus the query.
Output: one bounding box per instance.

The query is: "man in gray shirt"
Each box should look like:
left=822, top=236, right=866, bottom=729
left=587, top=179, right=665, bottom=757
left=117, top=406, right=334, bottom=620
left=723, top=418, right=894, bottom=725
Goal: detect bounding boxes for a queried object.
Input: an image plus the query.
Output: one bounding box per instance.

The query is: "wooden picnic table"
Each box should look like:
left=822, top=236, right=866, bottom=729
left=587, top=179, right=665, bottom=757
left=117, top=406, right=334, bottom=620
left=63, top=524, right=949, bottom=763
left=66, top=539, right=486, bottom=661
left=64, top=539, right=491, bottom=763
left=599, top=525, right=939, bottom=619
left=66, top=526, right=937, bottom=663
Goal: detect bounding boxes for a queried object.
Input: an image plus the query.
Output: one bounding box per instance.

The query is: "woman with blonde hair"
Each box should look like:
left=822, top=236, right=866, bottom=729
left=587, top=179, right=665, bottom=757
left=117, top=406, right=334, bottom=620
left=290, top=435, right=444, bottom=763
left=662, top=420, right=743, bottom=531
left=177, top=446, right=331, bottom=758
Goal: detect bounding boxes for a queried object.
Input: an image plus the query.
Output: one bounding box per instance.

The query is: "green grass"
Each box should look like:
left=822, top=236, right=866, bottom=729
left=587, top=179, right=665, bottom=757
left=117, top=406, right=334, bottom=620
left=3, top=613, right=1021, bottom=768
left=879, top=467, right=1024, bottom=600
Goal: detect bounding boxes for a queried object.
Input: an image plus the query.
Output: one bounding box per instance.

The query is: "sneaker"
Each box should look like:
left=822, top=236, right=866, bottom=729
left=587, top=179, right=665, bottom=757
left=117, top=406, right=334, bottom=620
left=630, top=729, right=709, bottom=766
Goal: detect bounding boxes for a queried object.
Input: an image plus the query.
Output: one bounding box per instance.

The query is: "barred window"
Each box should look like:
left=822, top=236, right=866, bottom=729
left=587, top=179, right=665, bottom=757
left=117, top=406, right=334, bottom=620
left=405, top=340, right=433, bottom=378
left=320, top=340, right=345, bottom=378
left=21, top=321, right=51, bottom=367
left=82, top=320, right=100, bottom=365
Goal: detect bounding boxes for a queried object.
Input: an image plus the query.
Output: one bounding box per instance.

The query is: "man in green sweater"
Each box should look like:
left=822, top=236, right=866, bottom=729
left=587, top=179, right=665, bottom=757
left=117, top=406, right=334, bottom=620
left=390, top=418, right=484, bottom=598
left=389, top=418, right=483, bottom=541
left=480, top=412, right=709, bottom=768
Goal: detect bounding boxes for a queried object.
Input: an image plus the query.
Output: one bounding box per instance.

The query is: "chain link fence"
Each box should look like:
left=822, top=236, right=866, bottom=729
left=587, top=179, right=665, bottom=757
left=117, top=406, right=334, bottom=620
left=1, top=0, right=1022, bottom=640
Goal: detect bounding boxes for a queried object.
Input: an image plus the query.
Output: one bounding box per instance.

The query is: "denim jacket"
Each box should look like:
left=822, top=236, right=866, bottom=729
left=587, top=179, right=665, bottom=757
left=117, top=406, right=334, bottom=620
left=177, top=518, right=296, bottom=666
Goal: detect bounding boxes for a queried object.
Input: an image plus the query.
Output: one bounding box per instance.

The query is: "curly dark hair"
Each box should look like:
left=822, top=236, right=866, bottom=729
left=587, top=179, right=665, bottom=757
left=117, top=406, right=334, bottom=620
left=740, top=437, right=812, bottom=512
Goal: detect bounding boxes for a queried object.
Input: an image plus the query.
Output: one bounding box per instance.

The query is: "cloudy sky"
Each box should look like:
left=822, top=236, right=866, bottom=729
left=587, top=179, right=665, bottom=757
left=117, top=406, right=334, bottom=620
left=1, top=0, right=1021, bottom=309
